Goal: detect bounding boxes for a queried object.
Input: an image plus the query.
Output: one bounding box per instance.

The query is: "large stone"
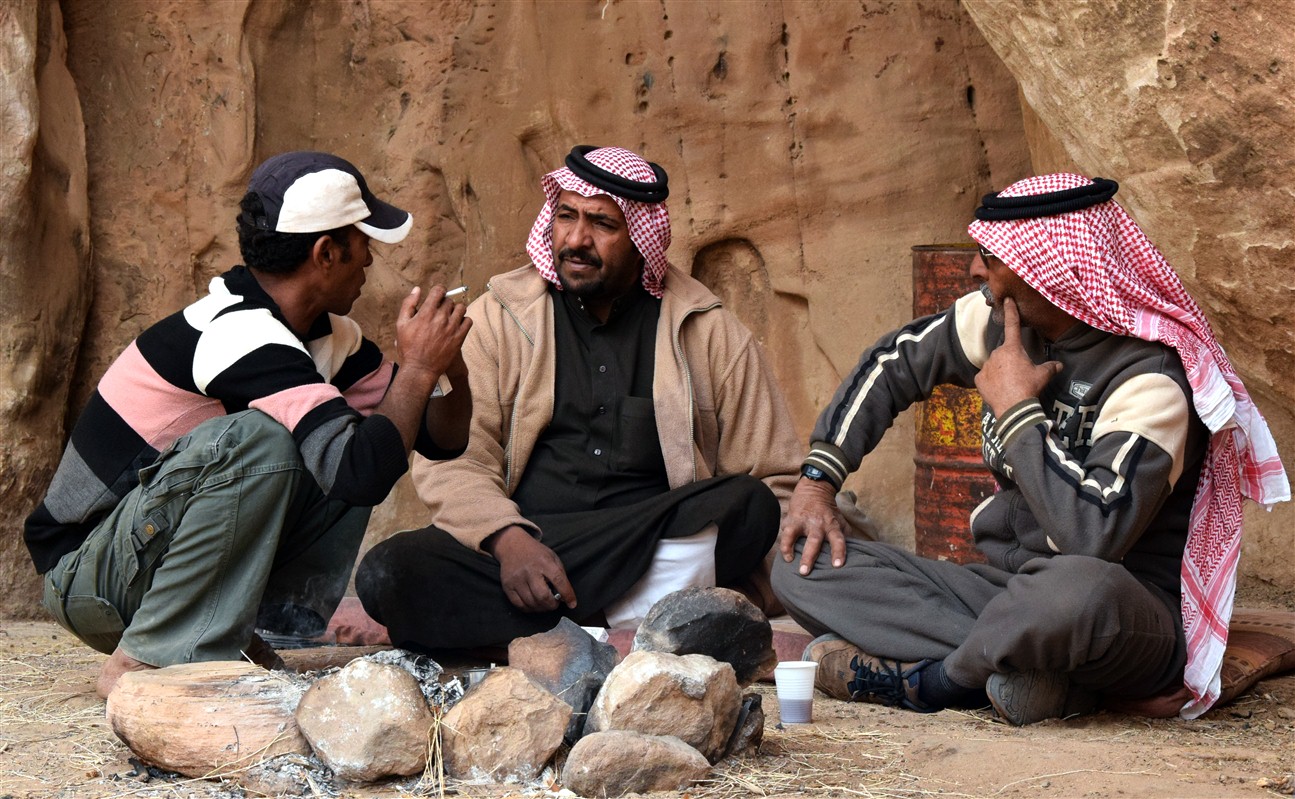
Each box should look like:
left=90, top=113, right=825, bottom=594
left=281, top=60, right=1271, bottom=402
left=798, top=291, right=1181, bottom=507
left=8, top=0, right=1292, bottom=627
left=295, top=659, right=432, bottom=782
left=508, top=617, right=619, bottom=742
left=633, top=587, right=777, bottom=686
left=440, top=667, right=571, bottom=783
left=0, top=0, right=91, bottom=619
left=105, top=661, right=310, bottom=778
left=961, top=0, right=1295, bottom=587
left=562, top=730, right=711, bottom=797
left=0, top=0, right=1040, bottom=623
left=585, top=650, right=741, bottom=764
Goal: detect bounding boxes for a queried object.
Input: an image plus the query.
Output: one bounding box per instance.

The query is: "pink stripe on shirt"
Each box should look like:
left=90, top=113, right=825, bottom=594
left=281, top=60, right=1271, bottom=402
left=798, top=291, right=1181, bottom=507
left=250, top=382, right=347, bottom=432
left=343, top=362, right=393, bottom=416
left=98, top=341, right=224, bottom=450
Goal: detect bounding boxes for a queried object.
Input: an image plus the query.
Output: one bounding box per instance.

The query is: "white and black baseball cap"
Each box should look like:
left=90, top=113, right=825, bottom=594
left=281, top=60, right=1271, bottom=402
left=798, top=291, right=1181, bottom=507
left=246, top=151, right=413, bottom=244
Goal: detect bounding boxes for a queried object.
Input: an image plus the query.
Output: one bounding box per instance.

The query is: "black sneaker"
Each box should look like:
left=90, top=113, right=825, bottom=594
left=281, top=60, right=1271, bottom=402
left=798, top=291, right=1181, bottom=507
left=802, top=634, right=935, bottom=712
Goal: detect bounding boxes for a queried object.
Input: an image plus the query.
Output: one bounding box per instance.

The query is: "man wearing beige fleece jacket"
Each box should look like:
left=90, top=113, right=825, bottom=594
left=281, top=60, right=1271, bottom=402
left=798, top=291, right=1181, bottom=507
left=356, top=145, right=801, bottom=649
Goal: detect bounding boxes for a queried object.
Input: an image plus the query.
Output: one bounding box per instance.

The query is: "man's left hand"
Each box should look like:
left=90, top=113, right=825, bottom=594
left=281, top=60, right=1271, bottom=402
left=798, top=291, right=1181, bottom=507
left=975, top=297, right=1062, bottom=416
left=779, top=477, right=848, bottom=575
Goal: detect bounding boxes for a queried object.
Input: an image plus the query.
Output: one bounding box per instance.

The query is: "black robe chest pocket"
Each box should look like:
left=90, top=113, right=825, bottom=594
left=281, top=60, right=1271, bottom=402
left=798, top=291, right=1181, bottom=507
left=613, top=396, right=667, bottom=474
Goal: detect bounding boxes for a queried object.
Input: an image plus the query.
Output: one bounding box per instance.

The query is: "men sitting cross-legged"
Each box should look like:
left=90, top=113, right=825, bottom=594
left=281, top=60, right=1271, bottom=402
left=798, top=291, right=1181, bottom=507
left=773, top=174, right=1289, bottom=724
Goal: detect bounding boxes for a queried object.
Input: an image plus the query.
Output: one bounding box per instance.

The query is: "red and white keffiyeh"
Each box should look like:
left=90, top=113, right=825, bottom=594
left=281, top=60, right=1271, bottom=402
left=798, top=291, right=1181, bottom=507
left=969, top=173, right=1290, bottom=718
left=525, top=146, right=672, bottom=298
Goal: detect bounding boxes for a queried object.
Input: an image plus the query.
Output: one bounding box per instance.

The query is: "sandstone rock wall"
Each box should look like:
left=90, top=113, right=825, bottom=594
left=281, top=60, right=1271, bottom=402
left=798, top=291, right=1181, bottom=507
left=963, top=0, right=1294, bottom=589
left=1, top=0, right=1287, bottom=617
left=0, top=0, right=90, bottom=618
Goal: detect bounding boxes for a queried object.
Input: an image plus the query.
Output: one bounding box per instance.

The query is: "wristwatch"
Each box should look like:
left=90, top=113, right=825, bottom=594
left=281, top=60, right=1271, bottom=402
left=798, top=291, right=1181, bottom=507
left=800, top=464, right=831, bottom=482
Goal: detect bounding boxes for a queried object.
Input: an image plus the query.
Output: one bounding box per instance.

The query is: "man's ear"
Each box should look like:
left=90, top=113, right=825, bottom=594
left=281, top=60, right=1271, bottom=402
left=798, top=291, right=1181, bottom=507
left=310, top=233, right=338, bottom=268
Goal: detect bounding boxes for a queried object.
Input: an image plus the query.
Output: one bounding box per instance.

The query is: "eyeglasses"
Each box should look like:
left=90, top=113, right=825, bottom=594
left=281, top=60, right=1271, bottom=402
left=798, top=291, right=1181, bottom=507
left=976, top=244, right=996, bottom=260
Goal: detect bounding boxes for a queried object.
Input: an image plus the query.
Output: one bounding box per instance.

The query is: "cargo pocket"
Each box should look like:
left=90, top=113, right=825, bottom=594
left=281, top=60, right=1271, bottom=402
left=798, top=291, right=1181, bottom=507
left=135, top=443, right=204, bottom=517
left=119, top=508, right=177, bottom=587
left=40, top=529, right=125, bottom=654
left=44, top=573, right=126, bottom=655
left=63, top=595, right=126, bottom=655
left=123, top=442, right=203, bottom=585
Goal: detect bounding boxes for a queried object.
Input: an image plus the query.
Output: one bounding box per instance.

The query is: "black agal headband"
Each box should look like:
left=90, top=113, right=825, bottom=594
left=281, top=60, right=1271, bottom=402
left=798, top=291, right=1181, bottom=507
left=974, top=177, right=1119, bottom=221
left=565, top=145, right=670, bottom=203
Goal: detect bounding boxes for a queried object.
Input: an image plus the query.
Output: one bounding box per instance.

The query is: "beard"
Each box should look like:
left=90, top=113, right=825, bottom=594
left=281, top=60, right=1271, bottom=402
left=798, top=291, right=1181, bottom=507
left=555, top=246, right=607, bottom=298
left=980, top=283, right=1006, bottom=325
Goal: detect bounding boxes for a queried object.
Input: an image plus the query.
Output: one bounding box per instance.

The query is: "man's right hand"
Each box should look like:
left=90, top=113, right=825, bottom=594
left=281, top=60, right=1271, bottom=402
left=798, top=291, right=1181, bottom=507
left=395, top=285, right=472, bottom=377
left=778, top=478, right=848, bottom=576
left=974, top=297, right=1062, bottom=416
left=378, top=285, right=474, bottom=454
left=483, top=525, right=577, bottom=613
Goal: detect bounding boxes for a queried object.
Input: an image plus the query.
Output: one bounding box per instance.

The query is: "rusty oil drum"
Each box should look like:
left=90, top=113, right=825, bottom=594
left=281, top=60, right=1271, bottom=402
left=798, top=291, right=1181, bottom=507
left=911, top=244, right=995, bottom=564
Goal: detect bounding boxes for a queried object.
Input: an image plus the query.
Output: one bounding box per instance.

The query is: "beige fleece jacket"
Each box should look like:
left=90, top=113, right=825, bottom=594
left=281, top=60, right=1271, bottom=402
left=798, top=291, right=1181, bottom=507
left=410, top=264, right=802, bottom=551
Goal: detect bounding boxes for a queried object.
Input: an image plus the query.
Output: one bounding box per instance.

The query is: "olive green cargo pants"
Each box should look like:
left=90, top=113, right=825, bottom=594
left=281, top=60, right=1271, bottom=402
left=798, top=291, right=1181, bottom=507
left=41, top=411, right=370, bottom=666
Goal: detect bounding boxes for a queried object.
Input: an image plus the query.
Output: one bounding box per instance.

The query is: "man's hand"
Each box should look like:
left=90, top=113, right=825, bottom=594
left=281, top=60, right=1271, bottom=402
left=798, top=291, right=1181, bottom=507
left=974, top=297, right=1062, bottom=417
left=377, top=285, right=474, bottom=453
left=779, top=478, right=848, bottom=575
left=395, top=285, right=472, bottom=378
left=483, top=525, right=577, bottom=613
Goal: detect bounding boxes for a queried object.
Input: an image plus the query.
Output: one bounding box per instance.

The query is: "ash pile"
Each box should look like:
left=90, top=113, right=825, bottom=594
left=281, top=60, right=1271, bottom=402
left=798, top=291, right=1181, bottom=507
left=104, top=586, right=776, bottom=797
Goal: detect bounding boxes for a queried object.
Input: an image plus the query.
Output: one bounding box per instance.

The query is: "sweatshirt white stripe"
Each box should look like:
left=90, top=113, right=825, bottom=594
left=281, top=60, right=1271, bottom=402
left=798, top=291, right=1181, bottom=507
left=1043, top=432, right=1141, bottom=504
left=832, top=315, right=947, bottom=449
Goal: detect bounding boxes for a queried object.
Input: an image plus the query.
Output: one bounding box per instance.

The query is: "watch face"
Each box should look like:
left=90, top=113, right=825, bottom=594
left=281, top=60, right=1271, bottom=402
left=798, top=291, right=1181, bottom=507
left=802, top=465, right=825, bottom=480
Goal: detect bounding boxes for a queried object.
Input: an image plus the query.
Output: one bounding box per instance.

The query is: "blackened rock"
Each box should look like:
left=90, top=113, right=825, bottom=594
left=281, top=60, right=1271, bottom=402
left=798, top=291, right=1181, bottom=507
left=632, top=587, right=777, bottom=686
left=508, top=617, right=618, bottom=742
left=722, top=693, right=765, bottom=758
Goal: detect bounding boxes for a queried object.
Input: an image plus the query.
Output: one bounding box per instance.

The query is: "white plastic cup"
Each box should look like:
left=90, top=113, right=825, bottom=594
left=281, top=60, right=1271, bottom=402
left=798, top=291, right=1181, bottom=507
left=774, top=661, right=819, bottom=724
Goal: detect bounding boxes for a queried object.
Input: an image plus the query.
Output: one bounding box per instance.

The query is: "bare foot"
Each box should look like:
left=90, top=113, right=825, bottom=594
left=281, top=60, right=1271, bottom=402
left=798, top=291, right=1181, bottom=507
left=242, top=633, right=287, bottom=672
left=97, top=647, right=156, bottom=699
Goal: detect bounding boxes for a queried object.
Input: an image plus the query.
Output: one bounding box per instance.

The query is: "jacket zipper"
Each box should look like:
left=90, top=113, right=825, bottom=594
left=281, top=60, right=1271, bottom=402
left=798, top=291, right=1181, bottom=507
left=673, top=300, right=721, bottom=482
left=489, top=284, right=533, bottom=489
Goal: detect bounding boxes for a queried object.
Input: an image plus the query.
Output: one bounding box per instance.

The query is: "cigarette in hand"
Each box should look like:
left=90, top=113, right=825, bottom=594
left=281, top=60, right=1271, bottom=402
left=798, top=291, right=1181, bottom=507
left=446, top=286, right=468, bottom=300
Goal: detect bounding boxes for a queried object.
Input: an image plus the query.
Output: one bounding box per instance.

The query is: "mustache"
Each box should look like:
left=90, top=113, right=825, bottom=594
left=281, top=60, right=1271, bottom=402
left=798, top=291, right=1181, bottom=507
left=558, top=247, right=603, bottom=267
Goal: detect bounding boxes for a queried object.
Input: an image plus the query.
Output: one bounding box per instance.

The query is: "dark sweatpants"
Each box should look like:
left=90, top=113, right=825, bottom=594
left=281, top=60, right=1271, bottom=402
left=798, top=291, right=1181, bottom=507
left=357, top=475, right=778, bottom=651
left=771, top=539, right=1185, bottom=698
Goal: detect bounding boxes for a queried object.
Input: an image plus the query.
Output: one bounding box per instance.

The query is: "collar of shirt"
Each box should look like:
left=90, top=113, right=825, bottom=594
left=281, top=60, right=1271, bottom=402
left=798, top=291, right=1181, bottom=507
left=223, top=265, right=333, bottom=342
left=560, top=280, right=652, bottom=328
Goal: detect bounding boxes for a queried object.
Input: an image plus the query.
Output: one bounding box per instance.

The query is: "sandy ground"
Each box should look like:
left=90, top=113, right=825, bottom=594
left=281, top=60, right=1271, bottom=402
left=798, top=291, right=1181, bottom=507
left=1, top=599, right=1293, bottom=799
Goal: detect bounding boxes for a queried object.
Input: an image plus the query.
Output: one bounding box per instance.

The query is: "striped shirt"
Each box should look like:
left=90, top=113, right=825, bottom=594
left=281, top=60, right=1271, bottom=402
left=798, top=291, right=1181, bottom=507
left=25, top=266, right=449, bottom=573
